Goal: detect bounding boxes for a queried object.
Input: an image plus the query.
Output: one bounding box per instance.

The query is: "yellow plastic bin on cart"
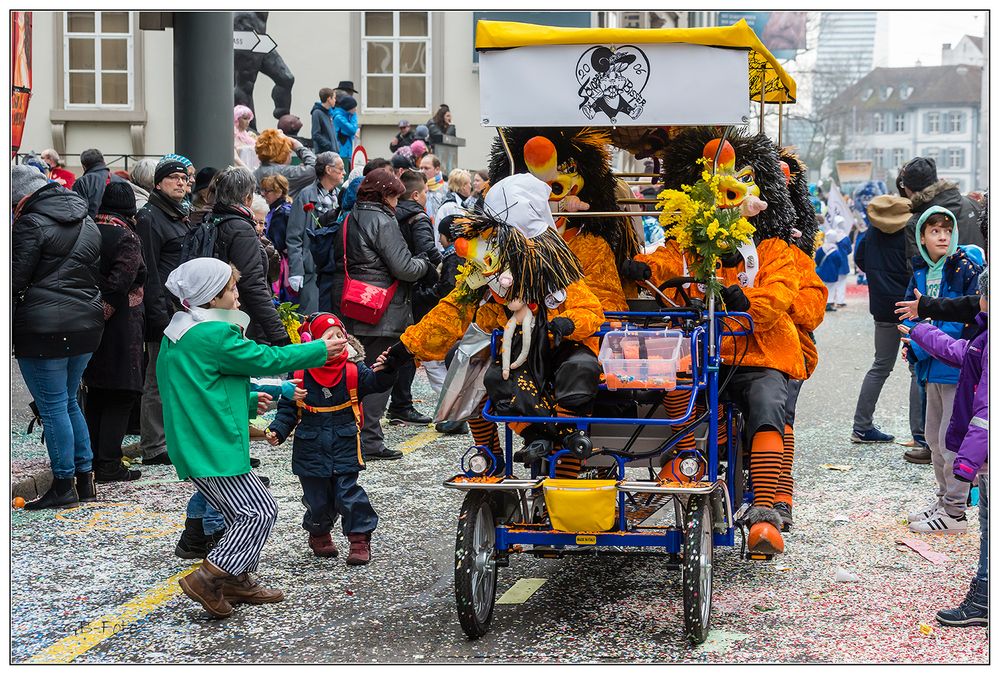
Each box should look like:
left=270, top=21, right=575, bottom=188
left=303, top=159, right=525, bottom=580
left=542, top=479, right=618, bottom=532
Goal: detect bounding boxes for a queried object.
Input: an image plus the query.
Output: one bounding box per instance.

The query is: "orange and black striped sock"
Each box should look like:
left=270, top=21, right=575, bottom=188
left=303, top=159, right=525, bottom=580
left=553, top=405, right=583, bottom=478
left=775, top=424, right=795, bottom=506
left=716, top=406, right=728, bottom=448
left=664, top=390, right=696, bottom=453
left=468, top=416, right=501, bottom=456
left=749, top=430, right=784, bottom=509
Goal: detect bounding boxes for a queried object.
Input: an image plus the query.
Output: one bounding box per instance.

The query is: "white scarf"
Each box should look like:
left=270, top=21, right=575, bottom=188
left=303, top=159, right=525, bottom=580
left=164, top=307, right=251, bottom=343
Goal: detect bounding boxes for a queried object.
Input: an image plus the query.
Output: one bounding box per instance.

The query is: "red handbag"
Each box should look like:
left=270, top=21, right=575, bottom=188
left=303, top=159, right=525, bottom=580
left=340, top=214, right=398, bottom=325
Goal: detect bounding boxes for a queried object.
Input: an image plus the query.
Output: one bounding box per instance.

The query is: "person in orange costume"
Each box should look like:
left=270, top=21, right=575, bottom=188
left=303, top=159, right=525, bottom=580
left=774, top=150, right=828, bottom=532
left=629, top=128, right=804, bottom=556
left=489, top=128, right=643, bottom=312
left=384, top=174, right=605, bottom=478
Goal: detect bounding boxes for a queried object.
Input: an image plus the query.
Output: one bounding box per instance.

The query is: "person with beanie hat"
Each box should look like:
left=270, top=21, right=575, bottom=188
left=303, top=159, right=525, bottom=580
left=72, top=148, right=127, bottom=218
left=901, top=263, right=988, bottom=626
left=332, top=95, right=359, bottom=164
left=266, top=312, right=395, bottom=563
left=901, top=156, right=985, bottom=260
left=11, top=164, right=50, bottom=205
left=82, top=182, right=147, bottom=482
left=158, top=258, right=342, bottom=618
left=13, top=163, right=104, bottom=509
left=135, top=153, right=193, bottom=467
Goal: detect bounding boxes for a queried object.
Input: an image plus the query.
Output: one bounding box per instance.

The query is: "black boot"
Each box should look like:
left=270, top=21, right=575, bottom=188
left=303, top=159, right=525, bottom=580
left=25, top=477, right=79, bottom=510
left=937, top=578, right=989, bottom=627
left=76, top=471, right=98, bottom=502
left=175, top=518, right=208, bottom=559
left=435, top=420, right=470, bottom=435
left=96, top=465, right=142, bottom=483
left=205, top=529, right=226, bottom=555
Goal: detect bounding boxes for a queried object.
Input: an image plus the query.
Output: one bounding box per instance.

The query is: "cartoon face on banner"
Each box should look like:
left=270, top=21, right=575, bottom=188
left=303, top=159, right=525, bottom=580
left=575, top=45, right=649, bottom=124
left=523, top=136, right=586, bottom=205
left=702, top=138, right=761, bottom=209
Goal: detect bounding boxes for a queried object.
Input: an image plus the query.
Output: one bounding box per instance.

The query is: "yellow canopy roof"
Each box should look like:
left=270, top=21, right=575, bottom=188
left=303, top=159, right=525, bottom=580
left=476, top=19, right=796, bottom=104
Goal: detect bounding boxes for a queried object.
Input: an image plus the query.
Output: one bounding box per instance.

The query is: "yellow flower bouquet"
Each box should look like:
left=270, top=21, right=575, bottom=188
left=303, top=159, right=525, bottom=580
left=276, top=301, right=303, bottom=344
left=655, top=160, right=756, bottom=299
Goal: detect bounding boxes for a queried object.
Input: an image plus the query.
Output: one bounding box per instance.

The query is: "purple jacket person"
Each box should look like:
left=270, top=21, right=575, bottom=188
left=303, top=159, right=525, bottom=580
left=910, top=311, right=988, bottom=481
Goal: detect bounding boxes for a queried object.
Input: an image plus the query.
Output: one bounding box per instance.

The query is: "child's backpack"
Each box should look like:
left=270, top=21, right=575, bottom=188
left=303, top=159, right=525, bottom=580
left=293, top=362, right=363, bottom=426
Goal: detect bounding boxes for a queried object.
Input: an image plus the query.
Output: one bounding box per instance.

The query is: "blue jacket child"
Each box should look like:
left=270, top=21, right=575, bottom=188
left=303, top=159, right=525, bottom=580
left=903, top=205, right=983, bottom=385
left=814, top=230, right=853, bottom=283
left=267, top=312, right=395, bottom=564
left=332, top=96, right=359, bottom=164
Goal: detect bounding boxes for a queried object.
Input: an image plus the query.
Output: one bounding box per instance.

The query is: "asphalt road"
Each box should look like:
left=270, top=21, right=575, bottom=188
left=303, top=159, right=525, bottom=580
left=10, top=291, right=988, bottom=664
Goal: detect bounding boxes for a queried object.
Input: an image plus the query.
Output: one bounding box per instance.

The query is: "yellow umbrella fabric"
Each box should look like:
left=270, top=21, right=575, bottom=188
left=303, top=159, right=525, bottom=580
left=476, top=19, right=796, bottom=104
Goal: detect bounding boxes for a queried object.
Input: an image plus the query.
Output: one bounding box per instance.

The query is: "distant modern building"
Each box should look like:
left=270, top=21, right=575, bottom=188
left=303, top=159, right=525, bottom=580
left=813, top=11, right=886, bottom=109
left=942, top=34, right=985, bottom=67
left=824, top=64, right=984, bottom=191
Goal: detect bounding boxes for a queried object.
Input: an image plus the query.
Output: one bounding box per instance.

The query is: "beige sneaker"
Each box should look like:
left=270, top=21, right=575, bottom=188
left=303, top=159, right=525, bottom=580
left=908, top=509, right=968, bottom=533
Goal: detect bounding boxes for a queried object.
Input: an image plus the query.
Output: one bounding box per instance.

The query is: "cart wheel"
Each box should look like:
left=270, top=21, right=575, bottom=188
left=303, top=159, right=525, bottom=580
left=681, top=493, right=714, bottom=644
left=455, top=491, right=498, bottom=638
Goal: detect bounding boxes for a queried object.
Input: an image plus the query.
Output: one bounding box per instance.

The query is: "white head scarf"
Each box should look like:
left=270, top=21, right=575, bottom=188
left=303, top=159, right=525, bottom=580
left=163, top=258, right=249, bottom=342
left=483, top=173, right=556, bottom=238
left=166, top=258, right=233, bottom=309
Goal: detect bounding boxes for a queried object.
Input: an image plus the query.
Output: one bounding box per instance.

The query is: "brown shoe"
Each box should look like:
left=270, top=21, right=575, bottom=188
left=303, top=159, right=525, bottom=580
left=346, top=532, right=371, bottom=566
left=904, top=445, right=932, bottom=464
left=309, top=532, right=339, bottom=558
left=222, top=572, right=285, bottom=605
left=178, top=560, right=233, bottom=618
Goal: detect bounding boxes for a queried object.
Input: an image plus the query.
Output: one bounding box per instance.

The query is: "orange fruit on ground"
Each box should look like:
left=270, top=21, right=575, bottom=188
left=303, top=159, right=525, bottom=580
left=12, top=497, right=26, bottom=509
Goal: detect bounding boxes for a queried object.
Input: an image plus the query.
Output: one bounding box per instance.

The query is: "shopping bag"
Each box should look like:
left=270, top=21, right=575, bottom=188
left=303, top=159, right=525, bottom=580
left=433, top=323, right=492, bottom=423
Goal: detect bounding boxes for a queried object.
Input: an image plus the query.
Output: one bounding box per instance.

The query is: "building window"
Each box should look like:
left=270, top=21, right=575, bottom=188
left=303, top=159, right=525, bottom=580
left=927, top=112, right=941, bottom=134
left=947, top=147, right=964, bottom=169
left=948, top=111, right=964, bottom=133
left=873, top=113, right=886, bottom=134
left=900, top=85, right=914, bottom=100
left=872, top=148, right=884, bottom=169
left=894, top=113, right=906, bottom=133
left=63, top=11, right=133, bottom=108
left=361, top=11, right=431, bottom=112
left=893, top=148, right=905, bottom=168
left=924, top=147, right=939, bottom=165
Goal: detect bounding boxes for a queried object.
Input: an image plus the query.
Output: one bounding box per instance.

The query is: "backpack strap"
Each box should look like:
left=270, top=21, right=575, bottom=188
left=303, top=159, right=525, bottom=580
left=346, top=361, right=364, bottom=467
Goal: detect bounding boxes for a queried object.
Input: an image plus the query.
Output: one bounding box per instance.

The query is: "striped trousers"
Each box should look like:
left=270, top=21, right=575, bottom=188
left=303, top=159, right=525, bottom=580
left=189, top=472, right=278, bottom=576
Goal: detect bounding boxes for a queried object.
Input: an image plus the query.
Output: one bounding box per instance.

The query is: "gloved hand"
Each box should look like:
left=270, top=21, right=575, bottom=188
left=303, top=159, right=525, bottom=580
left=420, top=262, right=440, bottom=285
left=549, top=317, right=575, bottom=342
left=288, top=275, right=304, bottom=292
left=621, top=259, right=652, bottom=281
left=380, top=341, right=413, bottom=374
left=720, top=284, right=750, bottom=313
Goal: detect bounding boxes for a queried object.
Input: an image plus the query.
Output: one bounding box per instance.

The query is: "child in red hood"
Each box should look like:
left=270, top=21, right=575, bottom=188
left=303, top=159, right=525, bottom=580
left=266, top=313, right=395, bottom=565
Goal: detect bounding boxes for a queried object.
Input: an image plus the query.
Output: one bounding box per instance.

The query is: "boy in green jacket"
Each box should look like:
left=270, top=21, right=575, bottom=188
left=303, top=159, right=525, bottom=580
left=158, top=257, right=338, bottom=619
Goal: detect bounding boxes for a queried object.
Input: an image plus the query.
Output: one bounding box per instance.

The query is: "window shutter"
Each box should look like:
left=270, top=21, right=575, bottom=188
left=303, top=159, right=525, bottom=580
left=923, top=113, right=929, bottom=134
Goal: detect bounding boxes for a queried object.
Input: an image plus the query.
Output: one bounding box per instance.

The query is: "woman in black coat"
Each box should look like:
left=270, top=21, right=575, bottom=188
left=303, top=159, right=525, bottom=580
left=12, top=165, right=104, bottom=509
left=83, top=182, right=147, bottom=482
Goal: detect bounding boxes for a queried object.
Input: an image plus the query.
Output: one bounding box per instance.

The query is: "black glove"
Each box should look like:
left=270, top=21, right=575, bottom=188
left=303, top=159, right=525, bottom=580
left=549, top=316, right=575, bottom=340
left=621, top=259, right=652, bottom=281
left=381, top=341, right=413, bottom=373
left=720, top=284, right=750, bottom=313
left=419, top=259, right=440, bottom=285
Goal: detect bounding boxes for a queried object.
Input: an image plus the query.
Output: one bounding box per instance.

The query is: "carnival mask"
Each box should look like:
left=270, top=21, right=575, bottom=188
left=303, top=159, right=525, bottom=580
left=454, top=230, right=514, bottom=302
left=703, top=139, right=761, bottom=209
left=523, top=136, right=586, bottom=203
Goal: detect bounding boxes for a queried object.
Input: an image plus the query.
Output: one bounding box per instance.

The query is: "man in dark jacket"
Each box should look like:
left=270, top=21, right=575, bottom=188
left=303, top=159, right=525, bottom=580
left=134, top=159, right=192, bottom=465
left=310, top=88, right=339, bottom=155
left=72, top=148, right=126, bottom=219
left=209, top=166, right=291, bottom=347
left=852, top=194, right=916, bottom=446
left=12, top=165, right=104, bottom=509
left=901, top=157, right=985, bottom=260
left=387, top=170, right=443, bottom=425
left=389, top=120, right=415, bottom=153
left=287, top=152, right=345, bottom=314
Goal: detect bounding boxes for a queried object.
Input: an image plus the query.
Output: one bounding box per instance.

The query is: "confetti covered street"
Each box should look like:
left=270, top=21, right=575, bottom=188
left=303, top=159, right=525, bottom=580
left=9, top=287, right=989, bottom=664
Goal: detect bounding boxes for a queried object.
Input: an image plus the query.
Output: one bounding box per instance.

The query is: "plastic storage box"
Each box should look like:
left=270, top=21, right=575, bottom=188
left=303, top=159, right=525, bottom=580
left=599, top=329, right=685, bottom=390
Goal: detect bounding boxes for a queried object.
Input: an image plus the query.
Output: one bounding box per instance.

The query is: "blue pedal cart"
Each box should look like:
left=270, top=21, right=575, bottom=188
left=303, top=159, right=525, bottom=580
left=447, top=19, right=795, bottom=643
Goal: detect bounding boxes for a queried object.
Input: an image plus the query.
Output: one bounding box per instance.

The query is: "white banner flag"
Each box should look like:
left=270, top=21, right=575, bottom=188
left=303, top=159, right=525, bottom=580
left=479, top=43, right=750, bottom=127
left=824, top=184, right=854, bottom=237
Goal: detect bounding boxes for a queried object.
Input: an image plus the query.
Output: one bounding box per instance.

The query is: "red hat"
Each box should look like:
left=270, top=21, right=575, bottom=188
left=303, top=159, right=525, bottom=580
left=298, top=312, right=345, bottom=340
